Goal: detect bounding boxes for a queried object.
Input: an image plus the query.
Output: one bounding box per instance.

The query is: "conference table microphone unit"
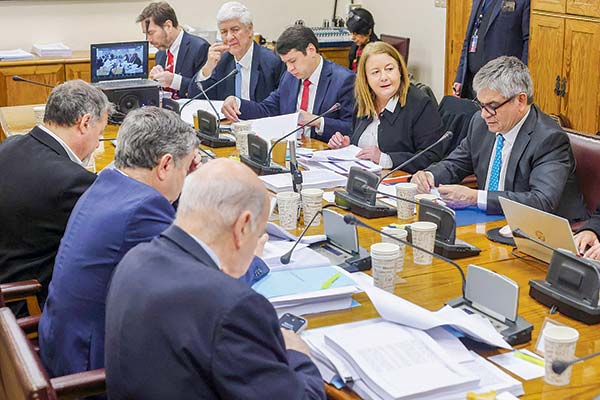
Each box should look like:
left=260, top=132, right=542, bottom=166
left=513, top=228, right=600, bottom=324
left=343, top=214, right=533, bottom=345
left=334, top=131, right=453, bottom=218
left=241, top=103, right=341, bottom=176
left=289, top=144, right=303, bottom=193
left=280, top=205, right=371, bottom=272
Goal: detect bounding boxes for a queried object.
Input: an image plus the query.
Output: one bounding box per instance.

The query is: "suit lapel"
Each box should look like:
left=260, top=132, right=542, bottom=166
left=30, top=127, right=70, bottom=158
left=161, top=225, right=220, bottom=271
left=504, top=107, right=536, bottom=190
left=175, top=32, right=190, bottom=74
left=481, top=0, right=502, bottom=39
left=249, top=43, right=260, bottom=99
left=313, top=60, right=332, bottom=114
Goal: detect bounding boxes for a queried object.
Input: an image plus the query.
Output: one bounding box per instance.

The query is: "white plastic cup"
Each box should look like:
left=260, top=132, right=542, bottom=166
left=232, top=122, right=252, bottom=157
left=411, top=221, right=437, bottom=265
left=395, top=183, right=417, bottom=220
left=371, top=242, right=400, bottom=293
left=301, top=188, right=324, bottom=226
left=543, top=326, right=580, bottom=386
left=276, top=191, right=300, bottom=230
left=381, top=227, right=408, bottom=280
left=33, top=105, right=45, bottom=125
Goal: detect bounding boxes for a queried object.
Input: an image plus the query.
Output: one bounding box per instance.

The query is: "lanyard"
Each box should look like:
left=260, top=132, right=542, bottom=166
left=473, top=0, right=495, bottom=34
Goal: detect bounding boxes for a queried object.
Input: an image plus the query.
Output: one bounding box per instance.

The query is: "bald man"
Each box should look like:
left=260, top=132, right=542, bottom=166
left=105, top=159, right=325, bottom=400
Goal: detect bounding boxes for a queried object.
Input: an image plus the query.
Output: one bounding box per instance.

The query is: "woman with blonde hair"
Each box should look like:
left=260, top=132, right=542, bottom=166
left=328, top=41, right=444, bottom=173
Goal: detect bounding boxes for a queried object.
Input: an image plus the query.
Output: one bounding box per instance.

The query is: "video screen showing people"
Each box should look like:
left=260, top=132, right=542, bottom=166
left=91, top=42, right=147, bottom=82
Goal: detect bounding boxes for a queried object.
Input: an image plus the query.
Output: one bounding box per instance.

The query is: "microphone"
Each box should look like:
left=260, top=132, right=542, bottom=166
left=379, top=131, right=453, bottom=183
left=343, top=214, right=466, bottom=297
left=552, top=351, right=600, bottom=374
left=289, top=143, right=303, bottom=193
left=265, top=102, right=341, bottom=165
left=180, top=68, right=238, bottom=113
left=12, top=75, right=56, bottom=89
left=512, top=228, right=556, bottom=253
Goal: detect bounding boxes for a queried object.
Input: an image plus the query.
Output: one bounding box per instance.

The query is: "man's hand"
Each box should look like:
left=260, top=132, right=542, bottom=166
left=201, top=42, right=229, bottom=77
left=452, top=82, right=462, bottom=97
left=150, top=64, right=164, bottom=78
left=297, top=110, right=321, bottom=127
left=328, top=132, right=350, bottom=149
left=152, top=70, right=175, bottom=88
left=221, top=96, right=241, bottom=122
left=438, top=184, right=477, bottom=208
left=574, top=230, right=600, bottom=255
left=281, top=328, right=311, bottom=356
left=356, top=145, right=382, bottom=164
left=412, top=171, right=435, bottom=194
left=584, top=243, right=600, bottom=261
left=254, top=233, right=269, bottom=257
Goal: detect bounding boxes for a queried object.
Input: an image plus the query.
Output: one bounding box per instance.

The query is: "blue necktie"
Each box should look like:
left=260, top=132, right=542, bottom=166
left=488, top=134, right=505, bottom=191
left=235, top=62, right=242, bottom=98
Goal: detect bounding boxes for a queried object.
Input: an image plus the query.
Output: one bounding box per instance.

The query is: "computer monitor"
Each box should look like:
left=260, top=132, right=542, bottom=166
left=90, top=41, right=149, bottom=83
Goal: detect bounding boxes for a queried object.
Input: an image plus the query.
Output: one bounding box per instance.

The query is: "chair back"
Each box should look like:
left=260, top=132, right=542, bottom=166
left=438, top=95, right=479, bottom=157
left=566, top=130, right=600, bottom=213
left=0, top=308, right=54, bottom=400
left=380, top=34, right=410, bottom=64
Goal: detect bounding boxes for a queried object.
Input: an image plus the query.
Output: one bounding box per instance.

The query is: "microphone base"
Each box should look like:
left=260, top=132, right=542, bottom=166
left=334, top=190, right=397, bottom=219
left=240, top=155, right=288, bottom=176
left=529, top=280, right=600, bottom=325
left=434, top=238, right=481, bottom=260
left=446, top=297, right=533, bottom=346
left=197, top=132, right=236, bottom=148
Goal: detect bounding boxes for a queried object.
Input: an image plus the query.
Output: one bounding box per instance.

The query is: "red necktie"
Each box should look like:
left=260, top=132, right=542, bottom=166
left=300, top=79, right=311, bottom=112
left=164, top=50, right=178, bottom=99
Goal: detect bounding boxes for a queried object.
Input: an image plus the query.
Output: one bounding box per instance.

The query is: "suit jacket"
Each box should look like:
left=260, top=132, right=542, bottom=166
left=156, top=31, right=209, bottom=98
left=105, top=225, right=325, bottom=400
left=0, top=127, right=96, bottom=315
left=350, top=85, right=444, bottom=173
left=426, top=105, right=589, bottom=222
left=38, top=168, right=269, bottom=379
left=238, top=58, right=355, bottom=142
left=188, top=42, right=284, bottom=102
left=578, top=210, right=600, bottom=238
left=455, top=0, right=530, bottom=92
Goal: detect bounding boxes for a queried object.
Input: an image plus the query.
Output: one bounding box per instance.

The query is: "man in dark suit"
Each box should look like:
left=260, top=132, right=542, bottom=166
left=188, top=1, right=283, bottom=101
left=221, top=25, right=355, bottom=142
left=413, top=56, right=588, bottom=222
left=0, top=80, right=111, bottom=315
left=105, top=158, right=325, bottom=400
left=138, top=2, right=209, bottom=99
left=453, top=0, right=530, bottom=99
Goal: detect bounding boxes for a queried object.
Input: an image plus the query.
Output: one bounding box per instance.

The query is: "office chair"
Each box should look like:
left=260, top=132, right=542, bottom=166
left=380, top=34, right=410, bottom=64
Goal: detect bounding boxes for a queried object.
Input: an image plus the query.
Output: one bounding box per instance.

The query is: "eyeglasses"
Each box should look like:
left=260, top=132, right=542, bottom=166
left=472, top=95, right=515, bottom=116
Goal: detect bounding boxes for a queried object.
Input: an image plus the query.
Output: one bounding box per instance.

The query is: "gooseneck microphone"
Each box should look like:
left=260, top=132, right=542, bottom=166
left=180, top=68, right=238, bottom=113
left=378, top=131, right=453, bottom=183
left=343, top=214, right=466, bottom=297
left=266, top=102, right=341, bottom=165
left=12, top=75, right=56, bottom=89
left=552, top=351, right=600, bottom=374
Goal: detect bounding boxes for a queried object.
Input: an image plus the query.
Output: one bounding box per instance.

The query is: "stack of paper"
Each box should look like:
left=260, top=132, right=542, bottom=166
left=259, top=169, right=347, bottom=193
left=248, top=112, right=300, bottom=142
left=261, top=240, right=331, bottom=270
left=252, top=265, right=359, bottom=316
left=32, top=43, right=72, bottom=57
left=298, top=145, right=382, bottom=175
left=0, top=49, right=34, bottom=61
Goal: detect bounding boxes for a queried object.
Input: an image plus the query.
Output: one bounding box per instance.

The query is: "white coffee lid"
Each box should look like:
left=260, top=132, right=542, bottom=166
left=371, top=242, right=400, bottom=256
left=411, top=221, right=437, bottom=232
left=544, top=325, right=579, bottom=343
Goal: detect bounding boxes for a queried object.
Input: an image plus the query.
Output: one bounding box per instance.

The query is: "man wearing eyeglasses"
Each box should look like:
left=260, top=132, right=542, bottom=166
left=413, top=56, right=588, bottom=222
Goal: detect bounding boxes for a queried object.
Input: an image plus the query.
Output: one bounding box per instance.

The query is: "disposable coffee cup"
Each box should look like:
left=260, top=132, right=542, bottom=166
left=371, top=242, right=400, bottom=293
left=301, top=188, right=324, bottom=226
left=276, top=191, right=300, bottom=230
left=381, top=227, right=407, bottom=279
left=234, top=131, right=250, bottom=157
left=395, top=183, right=417, bottom=220
left=544, top=325, right=579, bottom=386
left=33, top=105, right=45, bottom=125
left=414, top=193, right=438, bottom=216
left=411, top=221, right=437, bottom=265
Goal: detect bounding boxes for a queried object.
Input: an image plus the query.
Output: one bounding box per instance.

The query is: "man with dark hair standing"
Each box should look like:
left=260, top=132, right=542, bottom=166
left=221, top=25, right=355, bottom=142
left=0, top=80, right=112, bottom=315
left=137, top=1, right=209, bottom=99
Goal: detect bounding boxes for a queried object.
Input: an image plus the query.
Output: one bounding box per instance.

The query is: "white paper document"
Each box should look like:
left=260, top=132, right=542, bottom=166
left=310, top=145, right=364, bottom=162
left=488, top=349, right=545, bottom=380
left=176, top=99, right=225, bottom=125
left=259, top=169, right=347, bottom=193
left=247, top=112, right=300, bottom=142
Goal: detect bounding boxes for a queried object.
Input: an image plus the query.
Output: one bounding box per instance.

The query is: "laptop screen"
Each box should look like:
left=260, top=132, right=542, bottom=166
left=90, top=41, right=149, bottom=83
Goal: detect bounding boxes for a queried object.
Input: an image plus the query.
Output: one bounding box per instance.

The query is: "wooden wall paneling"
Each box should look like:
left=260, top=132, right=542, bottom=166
left=0, top=64, right=64, bottom=107
left=444, top=0, right=473, bottom=96
left=532, top=0, right=568, bottom=12
left=567, top=0, right=600, bottom=18
left=65, top=62, right=91, bottom=82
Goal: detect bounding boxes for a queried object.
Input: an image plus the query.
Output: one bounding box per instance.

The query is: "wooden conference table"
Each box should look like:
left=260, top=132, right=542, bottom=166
left=2, top=105, right=600, bottom=399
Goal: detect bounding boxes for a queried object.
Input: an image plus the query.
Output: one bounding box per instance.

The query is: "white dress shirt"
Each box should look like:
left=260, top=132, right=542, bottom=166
left=38, top=124, right=84, bottom=166
left=477, top=107, right=531, bottom=210
left=356, top=96, right=398, bottom=169
left=167, top=29, right=185, bottom=91
left=296, top=56, right=325, bottom=135
left=197, top=43, right=254, bottom=100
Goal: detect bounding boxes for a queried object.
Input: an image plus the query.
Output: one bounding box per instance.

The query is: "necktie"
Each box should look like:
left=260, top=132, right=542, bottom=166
left=488, top=134, right=505, bottom=191
left=164, top=50, right=178, bottom=99
left=300, top=79, right=311, bottom=112
left=235, top=63, right=242, bottom=98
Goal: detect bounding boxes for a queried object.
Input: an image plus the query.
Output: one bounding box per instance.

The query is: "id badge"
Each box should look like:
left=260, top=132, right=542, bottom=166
left=502, top=0, right=516, bottom=12
left=469, top=35, right=478, bottom=53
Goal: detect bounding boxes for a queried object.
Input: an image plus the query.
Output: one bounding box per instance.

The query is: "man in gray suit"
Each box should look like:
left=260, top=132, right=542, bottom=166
left=413, top=56, right=588, bottom=222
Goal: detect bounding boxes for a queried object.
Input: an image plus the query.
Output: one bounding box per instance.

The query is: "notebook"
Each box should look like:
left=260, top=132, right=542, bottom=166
left=90, top=41, right=158, bottom=89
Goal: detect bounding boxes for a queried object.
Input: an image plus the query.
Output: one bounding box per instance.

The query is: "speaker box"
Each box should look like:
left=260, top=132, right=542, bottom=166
left=101, top=86, right=160, bottom=115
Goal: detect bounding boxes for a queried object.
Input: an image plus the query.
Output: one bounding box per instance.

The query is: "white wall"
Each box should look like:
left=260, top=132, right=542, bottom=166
left=361, top=0, right=447, bottom=99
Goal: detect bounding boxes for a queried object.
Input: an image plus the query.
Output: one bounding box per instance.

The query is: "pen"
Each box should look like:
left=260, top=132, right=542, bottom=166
left=514, top=350, right=545, bottom=367
left=321, top=272, right=341, bottom=289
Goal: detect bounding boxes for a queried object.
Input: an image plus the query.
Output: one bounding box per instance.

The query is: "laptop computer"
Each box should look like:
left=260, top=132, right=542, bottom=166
left=499, top=196, right=578, bottom=263
left=90, top=41, right=159, bottom=89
